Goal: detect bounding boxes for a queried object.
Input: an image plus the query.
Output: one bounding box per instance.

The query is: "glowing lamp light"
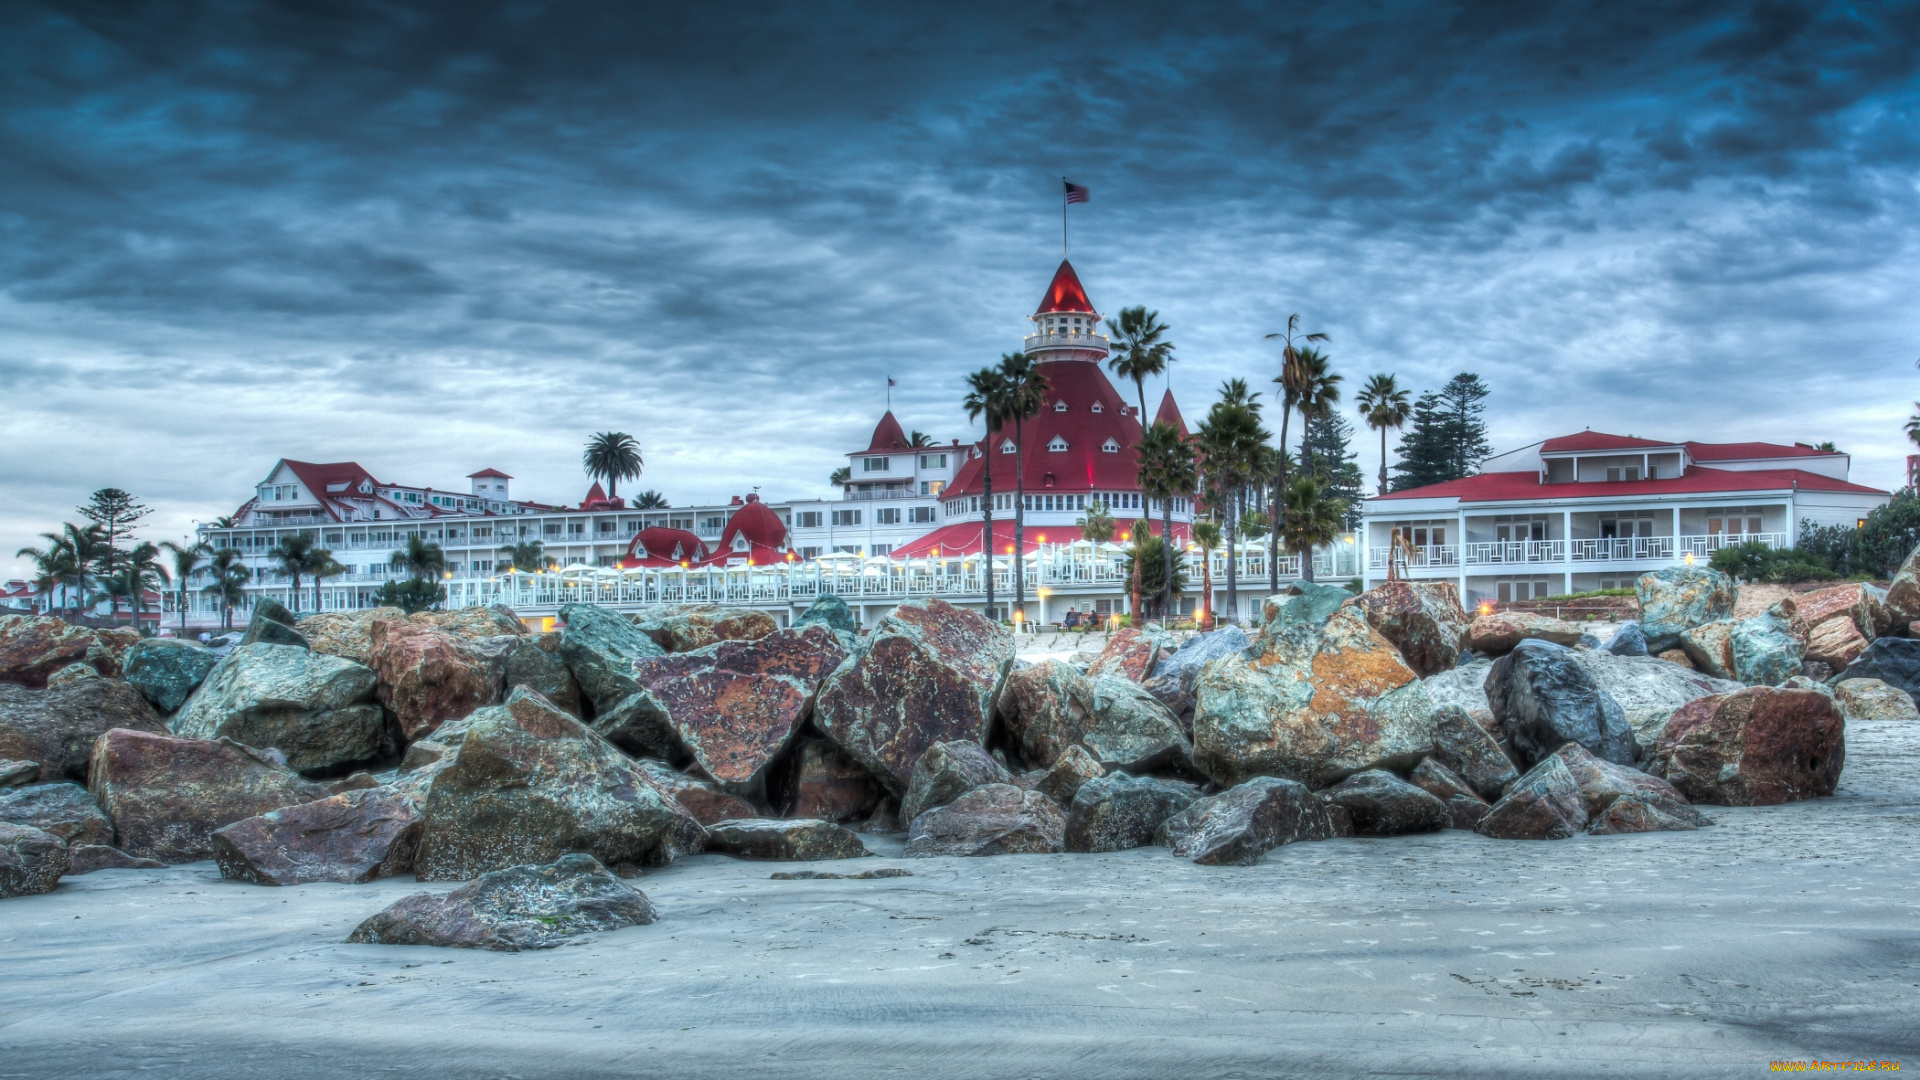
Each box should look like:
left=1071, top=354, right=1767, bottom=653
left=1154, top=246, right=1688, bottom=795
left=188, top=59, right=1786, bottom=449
left=1478, top=602, right=1493, bottom=616
left=1036, top=534, right=1046, bottom=543
left=1684, top=551, right=1695, bottom=566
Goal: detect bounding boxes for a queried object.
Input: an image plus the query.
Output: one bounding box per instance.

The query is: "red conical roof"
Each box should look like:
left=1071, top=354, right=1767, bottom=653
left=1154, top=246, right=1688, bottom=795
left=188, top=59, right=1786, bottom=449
left=1035, top=259, right=1096, bottom=315
left=865, top=411, right=908, bottom=452
left=1153, top=389, right=1188, bottom=435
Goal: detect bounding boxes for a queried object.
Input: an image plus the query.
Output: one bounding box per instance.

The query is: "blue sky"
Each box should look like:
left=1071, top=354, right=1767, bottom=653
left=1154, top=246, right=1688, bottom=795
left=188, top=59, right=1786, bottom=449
left=4, top=1, right=1918, bottom=572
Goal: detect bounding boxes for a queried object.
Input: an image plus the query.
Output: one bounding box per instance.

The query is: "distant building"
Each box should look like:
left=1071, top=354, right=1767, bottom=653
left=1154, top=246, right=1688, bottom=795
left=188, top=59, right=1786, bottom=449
left=1361, top=431, right=1890, bottom=604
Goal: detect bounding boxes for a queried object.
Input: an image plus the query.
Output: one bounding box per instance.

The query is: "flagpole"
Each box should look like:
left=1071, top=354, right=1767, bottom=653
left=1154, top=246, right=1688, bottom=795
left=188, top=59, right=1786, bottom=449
left=1061, top=178, right=1068, bottom=258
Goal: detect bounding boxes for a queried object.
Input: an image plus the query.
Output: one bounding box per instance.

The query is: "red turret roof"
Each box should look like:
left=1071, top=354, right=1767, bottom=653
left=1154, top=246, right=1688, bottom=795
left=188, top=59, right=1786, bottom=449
left=467, top=468, right=513, bottom=479
left=709, top=494, right=788, bottom=565
left=1035, top=260, right=1096, bottom=314
left=945, top=359, right=1180, bottom=498
left=1153, top=389, right=1188, bottom=435
left=623, top=527, right=707, bottom=567
left=864, top=411, right=909, bottom=452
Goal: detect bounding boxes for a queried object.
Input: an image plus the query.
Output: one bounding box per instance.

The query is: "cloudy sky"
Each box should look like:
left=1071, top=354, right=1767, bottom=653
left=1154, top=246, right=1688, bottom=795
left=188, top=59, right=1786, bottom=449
left=4, top=1, right=1918, bottom=572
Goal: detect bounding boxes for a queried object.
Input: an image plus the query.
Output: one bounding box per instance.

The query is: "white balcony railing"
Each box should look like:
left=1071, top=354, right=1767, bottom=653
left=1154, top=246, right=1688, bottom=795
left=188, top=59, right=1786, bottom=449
left=1680, top=532, right=1788, bottom=557
left=1464, top=540, right=1565, bottom=565
left=1569, top=536, right=1676, bottom=563
left=842, top=488, right=921, bottom=501
left=1021, top=331, right=1109, bottom=353
left=1371, top=532, right=1790, bottom=573
left=1366, top=544, right=1460, bottom=571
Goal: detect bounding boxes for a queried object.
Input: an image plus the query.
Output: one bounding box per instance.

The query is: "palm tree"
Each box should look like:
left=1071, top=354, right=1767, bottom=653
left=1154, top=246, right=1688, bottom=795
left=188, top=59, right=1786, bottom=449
left=964, top=365, right=1013, bottom=620
left=582, top=432, right=644, bottom=499
left=1191, top=520, right=1222, bottom=629
left=1279, top=475, right=1347, bottom=583
left=1137, top=421, right=1197, bottom=619
left=1125, top=518, right=1151, bottom=622
left=15, top=540, right=68, bottom=615
left=631, top=490, right=670, bottom=509
left=160, top=540, right=210, bottom=635
left=390, top=534, right=447, bottom=580
left=1105, top=306, right=1175, bottom=425
left=35, top=523, right=108, bottom=617
left=202, top=548, right=250, bottom=631
left=1195, top=386, right=1271, bottom=625
left=110, top=542, right=169, bottom=627
left=268, top=533, right=322, bottom=613
left=1355, top=373, right=1413, bottom=497
left=309, top=551, right=347, bottom=612
left=829, top=465, right=852, bottom=486
left=1906, top=404, right=1920, bottom=452
left=908, top=430, right=936, bottom=447
left=1265, top=314, right=1329, bottom=592
left=498, top=540, right=551, bottom=573
left=998, top=352, right=1051, bottom=623
left=1076, top=501, right=1116, bottom=544
left=1292, top=346, right=1343, bottom=483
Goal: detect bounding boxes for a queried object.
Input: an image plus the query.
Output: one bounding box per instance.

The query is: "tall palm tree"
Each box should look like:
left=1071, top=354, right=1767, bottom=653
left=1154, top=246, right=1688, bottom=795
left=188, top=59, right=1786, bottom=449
left=268, top=533, right=321, bottom=613
left=1191, top=520, right=1222, bottom=629
left=498, top=540, right=551, bottom=573
left=964, top=365, right=1014, bottom=621
left=309, top=551, right=347, bottom=612
left=1137, top=421, right=1197, bottom=619
left=829, top=465, right=852, bottom=486
left=631, top=490, right=670, bottom=509
left=35, top=523, right=108, bottom=616
left=1076, top=501, right=1116, bottom=544
left=582, top=432, right=644, bottom=499
left=390, top=534, right=447, bottom=581
left=1195, top=388, right=1271, bottom=625
left=160, top=540, right=210, bottom=635
left=1264, top=314, right=1328, bottom=593
left=202, top=547, right=250, bottom=631
left=1292, top=346, right=1343, bottom=483
left=1355, top=373, right=1413, bottom=497
left=1105, top=306, right=1175, bottom=424
left=1280, top=475, right=1347, bottom=583
left=998, top=352, right=1051, bottom=624
left=1906, top=404, right=1920, bottom=453
left=110, top=542, right=169, bottom=627
left=210, top=516, right=239, bottom=529
left=1125, top=518, right=1151, bottom=623
left=15, top=540, right=68, bottom=615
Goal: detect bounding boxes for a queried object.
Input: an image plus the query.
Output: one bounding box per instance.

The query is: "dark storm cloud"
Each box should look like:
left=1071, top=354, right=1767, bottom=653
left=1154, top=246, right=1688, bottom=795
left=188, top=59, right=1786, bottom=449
left=3, top=0, right=1918, bottom=566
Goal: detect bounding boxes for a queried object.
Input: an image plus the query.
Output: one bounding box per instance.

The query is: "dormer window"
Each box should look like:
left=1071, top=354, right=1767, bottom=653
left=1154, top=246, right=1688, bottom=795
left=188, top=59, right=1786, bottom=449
left=1048, top=435, right=1069, bottom=452
left=1091, top=401, right=1104, bottom=414
left=1054, top=400, right=1068, bottom=412
left=1101, top=438, right=1121, bottom=453
left=999, top=438, right=1017, bottom=454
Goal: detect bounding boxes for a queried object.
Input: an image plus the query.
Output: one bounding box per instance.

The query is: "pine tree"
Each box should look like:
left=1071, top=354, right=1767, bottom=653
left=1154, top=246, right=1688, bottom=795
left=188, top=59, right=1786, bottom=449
left=1389, top=392, right=1451, bottom=492
left=1389, top=373, right=1492, bottom=492
left=1302, top=410, right=1366, bottom=528
left=1436, top=373, right=1492, bottom=479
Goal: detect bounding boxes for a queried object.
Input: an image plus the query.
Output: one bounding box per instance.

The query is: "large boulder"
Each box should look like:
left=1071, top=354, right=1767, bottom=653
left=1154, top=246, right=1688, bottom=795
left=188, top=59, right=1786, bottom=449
left=1834, top=638, right=1920, bottom=701
left=295, top=607, right=407, bottom=664
left=704, top=818, right=869, bottom=861
left=368, top=620, right=505, bottom=740
left=0, top=615, right=109, bottom=687
left=1882, top=545, right=1920, bottom=628
left=347, top=853, right=656, bottom=952
left=1806, top=618, right=1872, bottom=671
left=1564, top=649, right=1742, bottom=758
left=88, top=728, right=331, bottom=863
left=635, top=605, right=779, bottom=653
left=170, top=643, right=384, bottom=771
left=0, top=679, right=165, bottom=783
left=1650, top=687, right=1843, bottom=806
left=1678, top=619, right=1737, bottom=679
left=1797, top=584, right=1889, bottom=669
left=794, top=594, right=857, bottom=636
left=1318, top=770, right=1447, bottom=837
left=1141, top=625, right=1252, bottom=722
left=623, top=626, right=848, bottom=801
left=1548, top=742, right=1710, bottom=830
left=814, top=598, right=1014, bottom=795
left=1604, top=623, right=1649, bottom=657
left=1034, top=743, right=1104, bottom=806
left=904, top=783, right=1065, bottom=857
left=211, top=786, right=420, bottom=885
left=409, top=605, right=527, bottom=640
left=557, top=602, right=666, bottom=718
left=631, top=759, right=758, bottom=826
left=1636, top=566, right=1736, bottom=652
left=494, top=632, right=581, bottom=716
left=1466, top=612, right=1587, bottom=655
left=1063, top=772, right=1199, bottom=853
left=1087, top=628, right=1162, bottom=682
left=1155, top=776, right=1335, bottom=866
left=1474, top=755, right=1588, bottom=840
left=999, top=660, right=1093, bottom=767
left=783, top=739, right=883, bottom=823
left=1430, top=704, right=1517, bottom=801
left=1485, top=640, right=1637, bottom=769
left=1341, top=581, right=1471, bottom=678
left=1422, top=656, right=1495, bottom=729
left=239, top=598, right=309, bottom=649
left=1408, top=758, right=1491, bottom=829
left=121, top=639, right=220, bottom=713
left=0, top=782, right=112, bottom=846
left=1833, top=679, right=1918, bottom=722
left=897, top=739, right=1010, bottom=825
left=1263, top=582, right=1352, bottom=633
left=1000, top=661, right=1190, bottom=773
left=412, top=687, right=685, bottom=881
left=1192, top=607, right=1435, bottom=789
left=1727, top=610, right=1807, bottom=686
left=0, top=823, right=68, bottom=898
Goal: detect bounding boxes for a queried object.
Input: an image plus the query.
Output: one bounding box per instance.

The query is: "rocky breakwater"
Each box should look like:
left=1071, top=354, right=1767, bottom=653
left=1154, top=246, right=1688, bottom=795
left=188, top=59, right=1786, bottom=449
left=170, top=643, right=384, bottom=771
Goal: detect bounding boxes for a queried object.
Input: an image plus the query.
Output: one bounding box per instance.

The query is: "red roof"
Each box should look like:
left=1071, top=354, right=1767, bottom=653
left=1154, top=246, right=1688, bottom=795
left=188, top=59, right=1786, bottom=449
left=864, top=411, right=908, bottom=453
left=580, top=482, right=624, bottom=511
left=708, top=495, right=787, bottom=565
left=1153, top=389, right=1188, bottom=435
left=889, top=518, right=1188, bottom=559
left=1685, top=441, right=1835, bottom=461
left=946, top=359, right=1170, bottom=498
left=467, top=468, right=513, bottom=479
left=1375, top=465, right=1885, bottom=504
left=1035, top=260, right=1096, bottom=315
left=277, top=460, right=382, bottom=522
left=1539, top=432, right=1676, bottom=453
left=623, top=527, right=707, bottom=567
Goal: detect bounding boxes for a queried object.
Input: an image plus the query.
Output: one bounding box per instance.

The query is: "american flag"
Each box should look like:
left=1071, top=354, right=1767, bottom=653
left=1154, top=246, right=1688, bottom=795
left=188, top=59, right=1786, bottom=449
left=1063, top=180, right=1090, bottom=204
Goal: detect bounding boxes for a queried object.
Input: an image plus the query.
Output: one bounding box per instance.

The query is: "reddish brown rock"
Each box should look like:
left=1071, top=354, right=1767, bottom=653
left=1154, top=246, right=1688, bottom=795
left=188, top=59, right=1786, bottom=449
left=1034, top=743, right=1104, bottom=807
left=212, top=786, right=420, bottom=885
left=296, top=608, right=406, bottom=664
left=1805, top=613, right=1872, bottom=670
left=815, top=598, right=1014, bottom=794
left=1466, top=612, right=1587, bottom=655
left=627, top=625, right=848, bottom=800
left=632, top=759, right=758, bottom=827
left=0, top=615, right=104, bottom=688
left=1650, top=687, right=1843, bottom=806
left=408, top=605, right=528, bottom=640
left=636, top=605, right=780, bottom=653
left=1087, top=628, right=1161, bottom=683
left=1341, top=581, right=1471, bottom=678
left=1474, top=755, right=1588, bottom=840
left=1155, top=776, right=1335, bottom=865
left=87, top=728, right=331, bottom=863
left=0, top=679, right=166, bottom=783
left=349, top=853, right=655, bottom=951
left=369, top=620, right=504, bottom=740
left=1550, top=741, right=1709, bottom=824
left=783, top=739, right=882, bottom=823
left=87, top=628, right=142, bottom=679
left=1587, top=793, right=1704, bottom=834
left=704, top=818, right=868, bottom=861
left=904, top=783, right=1066, bottom=857
left=1409, top=758, right=1491, bottom=829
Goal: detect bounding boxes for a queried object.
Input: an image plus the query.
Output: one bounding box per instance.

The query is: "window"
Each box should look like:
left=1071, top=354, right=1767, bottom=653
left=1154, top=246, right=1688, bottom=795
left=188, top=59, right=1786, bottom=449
left=833, top=545, right=859, bottom=555
left=597, top=520, right=615, bottom=534
left=870, top=544, right=892, bottom=556
left=799, top=546, right=821, bottom=559
left=832, top=509, right=861, bottom=527
left=1091, top=401, right=1104, bottom=413
left=1047, top=435, right=1068, bottom=452
left=474, top=560, right=492, bottom=573
left=875, top=507, right=901, bottom=525
left=795, top=511, right=822, bottom=529
left=1053, top=400, right=1068, bottom=412
left=568, top=523, right=585, bottom=538
left=863, top=457, right=890, bottom=472
left=700, top=515, right=726, bottom=533
left=1000, top=439, right=1017, bottom=454
left=910, top=506, right=936, bottom=523
left=1101, top=438, right=1120, bottom=453
left=1647, top=465, right=1660, bottom=479
left=543, top=524, right=562, bottom=537
left=918, top=453, right=948, bottom=469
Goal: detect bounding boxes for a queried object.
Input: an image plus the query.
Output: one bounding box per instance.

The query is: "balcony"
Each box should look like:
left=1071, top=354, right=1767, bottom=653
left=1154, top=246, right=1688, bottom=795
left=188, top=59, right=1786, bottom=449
left=1464, top=540, right=1565, bottom=565
left=842, top=488, right=920, bottom=502
left=1366, top=544, right=1460, bottom=571
left=1373, top=532, right=1790, bottom=573
left=1569, top=537, right=1675, bottom=563
left=1022, top=330, right=1109, bottom=354
left=1680, top=532, right=1787, bottom=557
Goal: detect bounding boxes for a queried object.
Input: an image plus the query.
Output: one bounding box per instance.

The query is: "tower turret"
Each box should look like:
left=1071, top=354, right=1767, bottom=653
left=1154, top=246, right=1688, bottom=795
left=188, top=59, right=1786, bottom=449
left=1022, top=260, right=1109, bottom=364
